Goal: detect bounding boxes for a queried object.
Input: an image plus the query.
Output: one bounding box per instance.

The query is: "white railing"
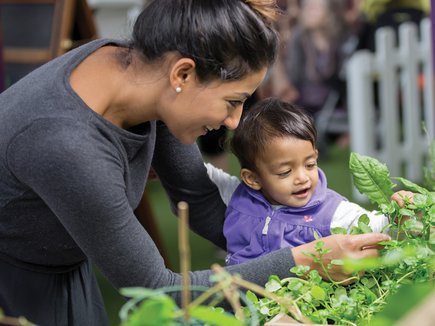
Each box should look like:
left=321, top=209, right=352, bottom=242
left=346, top=18, right=434, bottom=201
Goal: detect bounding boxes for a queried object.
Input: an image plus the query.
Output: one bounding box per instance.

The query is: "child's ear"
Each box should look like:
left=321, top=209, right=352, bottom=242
left=240, top=168, right=261, bottom=190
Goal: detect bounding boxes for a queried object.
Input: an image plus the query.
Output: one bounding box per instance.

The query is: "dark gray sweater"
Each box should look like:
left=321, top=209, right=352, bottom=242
left=0, top=39, right=296, bottom=297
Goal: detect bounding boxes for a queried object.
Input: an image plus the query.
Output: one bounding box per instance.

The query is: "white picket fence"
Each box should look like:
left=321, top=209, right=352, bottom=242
left=346, top=18, right=434, bottom=201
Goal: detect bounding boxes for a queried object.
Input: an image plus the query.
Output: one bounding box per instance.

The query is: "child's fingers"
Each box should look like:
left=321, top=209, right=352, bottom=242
left=391, top=190, right=414, bottom=207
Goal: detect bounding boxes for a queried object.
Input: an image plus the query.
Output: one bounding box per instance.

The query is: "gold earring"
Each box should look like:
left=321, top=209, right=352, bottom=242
left=175, top=86, right=182, bottom=93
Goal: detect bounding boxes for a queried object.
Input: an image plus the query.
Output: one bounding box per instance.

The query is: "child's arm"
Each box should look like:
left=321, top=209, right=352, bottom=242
left=331, top=191, right=415, bottom=234
left=331, top=202, right=388, bottom=234
left=204, top=163, right=241, bottom=206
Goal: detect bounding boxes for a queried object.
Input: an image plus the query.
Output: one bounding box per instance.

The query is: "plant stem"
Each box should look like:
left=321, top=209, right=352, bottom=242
left=211, top=264, right=244, bottom=321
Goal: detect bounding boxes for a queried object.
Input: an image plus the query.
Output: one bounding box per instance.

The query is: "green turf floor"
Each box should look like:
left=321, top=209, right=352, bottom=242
left=96, top=143, right=372, bottom=325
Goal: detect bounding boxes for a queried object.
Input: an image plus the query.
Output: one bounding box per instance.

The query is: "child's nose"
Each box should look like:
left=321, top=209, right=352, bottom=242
left=295, top=169, right=309, bottom=183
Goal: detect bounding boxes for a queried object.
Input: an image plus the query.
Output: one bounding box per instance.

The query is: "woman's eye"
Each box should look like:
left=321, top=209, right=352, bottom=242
left=228, top=100, right=243, bottom=108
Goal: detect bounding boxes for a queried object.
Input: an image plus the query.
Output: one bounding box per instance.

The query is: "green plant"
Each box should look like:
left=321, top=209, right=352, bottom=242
left=120, top=152, right=434, bottom=325
left=246, top=152, right=434, bottom=325
left=119, top=266, right=311, bottom=326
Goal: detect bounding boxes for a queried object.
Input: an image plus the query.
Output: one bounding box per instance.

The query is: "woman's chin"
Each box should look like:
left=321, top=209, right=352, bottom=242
left=178, top=134, right=198, bottom=145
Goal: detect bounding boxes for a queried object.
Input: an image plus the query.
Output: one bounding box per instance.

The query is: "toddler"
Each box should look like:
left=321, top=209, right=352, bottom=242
left=206, top=97, right=411, bottom=265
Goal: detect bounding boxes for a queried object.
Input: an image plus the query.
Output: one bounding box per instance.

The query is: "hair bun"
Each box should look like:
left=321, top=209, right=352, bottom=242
left=244, top=0, right=280, bottom=25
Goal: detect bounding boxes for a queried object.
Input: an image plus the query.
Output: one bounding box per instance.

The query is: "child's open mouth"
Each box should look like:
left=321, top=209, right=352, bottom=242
left=292, top=188, right=310, bottom=197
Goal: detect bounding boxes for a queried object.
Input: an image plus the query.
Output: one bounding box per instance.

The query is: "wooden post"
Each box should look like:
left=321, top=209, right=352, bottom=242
left=178, top=201, right=191, bottom=322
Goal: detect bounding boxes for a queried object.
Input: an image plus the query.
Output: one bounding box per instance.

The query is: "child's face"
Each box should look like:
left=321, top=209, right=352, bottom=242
left=253, top=136, right=319, bottom=207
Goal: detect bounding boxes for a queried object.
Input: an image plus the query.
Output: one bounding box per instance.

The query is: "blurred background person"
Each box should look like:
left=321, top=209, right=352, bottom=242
left=255, top=0, right=300, bottom=102
left=284, top=0, right=350, bottom=117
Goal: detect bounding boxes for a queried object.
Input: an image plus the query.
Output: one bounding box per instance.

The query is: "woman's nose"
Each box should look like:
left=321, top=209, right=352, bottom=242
left=224, top=106, right=243, bottom=130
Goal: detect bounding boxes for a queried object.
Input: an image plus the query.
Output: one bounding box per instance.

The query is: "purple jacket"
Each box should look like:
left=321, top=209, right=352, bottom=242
left=224, top=169, right=347, bottom=265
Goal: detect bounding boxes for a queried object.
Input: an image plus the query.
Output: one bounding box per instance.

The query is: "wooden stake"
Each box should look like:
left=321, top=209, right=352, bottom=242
left=178, top=201, right=191, bottom=321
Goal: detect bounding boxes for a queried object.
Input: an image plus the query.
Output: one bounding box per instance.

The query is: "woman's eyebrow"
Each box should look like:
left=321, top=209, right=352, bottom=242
left=234, top=92, right=250, bottom=99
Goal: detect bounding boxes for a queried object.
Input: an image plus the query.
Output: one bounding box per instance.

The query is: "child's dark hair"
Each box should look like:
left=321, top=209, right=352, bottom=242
left=130, top=0, right=279, bottom=82
left=231, top=97, right=317, bottom=171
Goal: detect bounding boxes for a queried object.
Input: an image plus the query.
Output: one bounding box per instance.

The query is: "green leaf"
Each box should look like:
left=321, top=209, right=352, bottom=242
left=330, top=259, right=344, bottom=266
left=334, top=287, right=347, bottom=299
left=343, top=256, right=382, bottom=272
left=245, top=290, right=258, bottom=304
left=395, top=177, right=429, bottom=195
left=122, top=296, right=177, bottom=326
left=358, top=221, right=373, bottom=234
left=314, top=241, right=324, bottom=251
left=120, top=287, right=162, bottom=299
left=349, top=226, right=362, bottom=235
left=265, top=278, right=282, bottom=292
left=290, top=265, right=310, bottom=276
left=370, top=283, right=434, bottom=325
left=358, top=214, right=370, bottom=225
left=190, top=306, right=245, bottom=326
left=362, top=286, right=377, bottom=304
left=302, top=252, right=317, bottom=259
left=259, top=306, right=269, bottom=315
left=361, top=277, right=377, bottom=289
left=331, top=227, right=347, bottom=235
left=349, top=152, right=396, bottom=206
left=311, top=285, right=326, bottom=301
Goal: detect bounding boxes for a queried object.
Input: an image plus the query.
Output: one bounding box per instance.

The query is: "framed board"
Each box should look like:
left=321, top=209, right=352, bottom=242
left=0, top=0, right=96, bottom=87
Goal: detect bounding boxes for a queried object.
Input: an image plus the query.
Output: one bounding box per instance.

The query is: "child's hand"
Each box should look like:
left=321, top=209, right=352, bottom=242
left=390, top=191, right=420, bottom=232
left=391, top=190, right=414, bottom=208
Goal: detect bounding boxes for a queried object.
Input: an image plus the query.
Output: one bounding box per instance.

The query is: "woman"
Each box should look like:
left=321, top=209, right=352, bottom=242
left=0, top=0, right=389, bottom=324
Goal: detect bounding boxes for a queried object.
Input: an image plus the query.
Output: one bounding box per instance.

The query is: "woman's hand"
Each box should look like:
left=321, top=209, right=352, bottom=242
left=291, top=233, right=390, bottom=283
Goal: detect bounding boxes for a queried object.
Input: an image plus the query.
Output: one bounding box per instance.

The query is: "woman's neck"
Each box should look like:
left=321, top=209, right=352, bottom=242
left=69, top=45, right=165, bottom=129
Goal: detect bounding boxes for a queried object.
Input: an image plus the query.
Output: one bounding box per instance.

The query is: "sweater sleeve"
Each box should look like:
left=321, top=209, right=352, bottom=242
left=151, top=122, right=229, bottom=249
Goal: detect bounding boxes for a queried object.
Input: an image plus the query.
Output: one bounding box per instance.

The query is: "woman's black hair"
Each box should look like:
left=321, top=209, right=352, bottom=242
left=129, top=0, right=279, bottom=82
left=231, top=97, right=317, bottom=171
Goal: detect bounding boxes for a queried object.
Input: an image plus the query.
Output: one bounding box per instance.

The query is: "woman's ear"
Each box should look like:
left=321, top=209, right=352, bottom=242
left=240, top=168, right=262, bottom=190
left=169, top=58, right=196, bottom=92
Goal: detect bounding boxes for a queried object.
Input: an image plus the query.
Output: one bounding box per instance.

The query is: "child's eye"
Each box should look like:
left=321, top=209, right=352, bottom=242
left=277, top=170, right=291, bottom=177
left=306, top=162, right=317, bottom=169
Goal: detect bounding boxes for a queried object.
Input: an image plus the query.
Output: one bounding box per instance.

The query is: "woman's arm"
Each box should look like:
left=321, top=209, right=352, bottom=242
left=152, top=122, right=228, bottom=249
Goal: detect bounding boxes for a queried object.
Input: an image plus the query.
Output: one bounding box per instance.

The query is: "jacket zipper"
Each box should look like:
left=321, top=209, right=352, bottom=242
left=262, top=216, right=272, bottom=235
